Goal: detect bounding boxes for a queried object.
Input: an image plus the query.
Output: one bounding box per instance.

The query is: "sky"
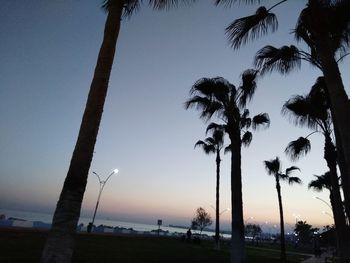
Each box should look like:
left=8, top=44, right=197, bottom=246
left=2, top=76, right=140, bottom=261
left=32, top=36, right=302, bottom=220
left=0, top=0, right=349, bottom=231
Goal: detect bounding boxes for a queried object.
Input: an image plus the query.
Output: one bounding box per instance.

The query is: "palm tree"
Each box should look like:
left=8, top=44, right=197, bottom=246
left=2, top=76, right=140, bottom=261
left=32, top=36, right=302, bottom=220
left=282, top=78, right=350, bottom=260
left=263, top=157, right=301, bottom=261
left=217, top=0, right=350, bottom=225
left=41, top=1, right=195, bottom=262
left=195, top=127, right=225, bottom=249
left=185, top=70, right=270, bottom=262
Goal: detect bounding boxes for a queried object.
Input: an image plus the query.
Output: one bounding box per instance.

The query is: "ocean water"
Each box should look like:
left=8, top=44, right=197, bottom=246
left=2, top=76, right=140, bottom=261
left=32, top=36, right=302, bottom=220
left=0, top=209, right=225, bottom=237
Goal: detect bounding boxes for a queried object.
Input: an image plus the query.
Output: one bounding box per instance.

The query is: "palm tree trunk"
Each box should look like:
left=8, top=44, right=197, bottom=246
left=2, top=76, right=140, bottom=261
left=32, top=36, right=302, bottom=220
left=324, top=136, right=350, bottom=261
left=309, top=0, right=350, bottom=227
left=276, top=179, right=286, bottom=261
left=41, top=2, right=124, bottom=262
left=229, top=135, right=245, bottom=263
left=215, top=149, right=221, bottom=250
left=332, top=129, right=350, bottom=223
left=320, top=51, right=350, bottom=228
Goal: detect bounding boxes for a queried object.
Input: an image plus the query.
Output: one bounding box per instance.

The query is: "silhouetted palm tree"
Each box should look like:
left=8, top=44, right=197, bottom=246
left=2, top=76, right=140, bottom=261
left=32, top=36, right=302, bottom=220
left=283, top=78, right=350, bottom=259
left=41, top=1, right=195, bottom=262
left=263, top=157, right=301, bottom=261
left=195, top=127, right=225, bottom=249
left=185, top=69, right=270, bottom=263
left=218, top=0, right=350, bottom=227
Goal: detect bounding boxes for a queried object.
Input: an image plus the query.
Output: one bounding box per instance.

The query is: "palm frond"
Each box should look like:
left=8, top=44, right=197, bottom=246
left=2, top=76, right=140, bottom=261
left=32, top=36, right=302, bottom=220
left=199, top=101, right=225, bottom=121
left=212, top=129, right=225, bottom=147
left=295, top=1, right=350, bottom=59
left=331, top=0, right=350, bottom=50
left=238, top=69, right=258, bottom=107
left=288, top=176, right=302, bottom=185
left=226, top=6, right=278, bottom=49
left=190, top=78, right=220, bottom=97
left=242, top=131, right=253, bottom=147
left=190, top=77, right=234, bottom=104
left=254, top=45, right=301, bottom=75
left=184, top=96, right=211, bottom=110
left=252, top=113, right=270, bottom=130
left=285, top=137, right=311, bottom=161
left=148, top=0, right=196, bottom=10
left=308, top=172, right=331, bottom=191
left=281, top=95, right=318, bottom=130
left=206, top=122, right=226, bottom=134
left=294, top=6, right=318, bottom=55
left=264, top=157, right=280, bottom=175
left=103, top=0, right=140, bottom=17
left=285, top=166, right=300, bottom=176
left=224, top=144, right=232, bottom=154
left=241, top=109, right=250, bottom=119
left=215, top=0, right=260, bottom=7
left=194, top=140, right=216, bottom=154
left=278, top=173, right=289, bottom=181
left=185, top=95, right=224, bottom=121
left=309, top=77, right=330, bottom=119
left=194, top=140, right=206, bottom=148
left=240, top=116, right=252, bottom=129
left=205, top=137, right=216, bottom=145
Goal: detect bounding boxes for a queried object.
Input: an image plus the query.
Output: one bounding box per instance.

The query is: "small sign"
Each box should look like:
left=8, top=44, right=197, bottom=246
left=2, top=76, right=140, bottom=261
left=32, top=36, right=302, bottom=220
left=157, top=219, right=162, bottom=226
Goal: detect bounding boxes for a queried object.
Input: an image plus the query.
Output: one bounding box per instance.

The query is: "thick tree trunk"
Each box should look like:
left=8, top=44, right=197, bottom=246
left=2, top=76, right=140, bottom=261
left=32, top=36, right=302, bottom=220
left=215, top=150, right=221, bottom=250
left=309, top=0, right=350, bottom=230
left=335, top=132, right=350, bottom=223
left=276, top=180, right=286, bottom=261
left=41, top=2, right=124, bottom=262
left=229, top=135, right=245, bottom=263
left=324, top=136, right=350, bottom=262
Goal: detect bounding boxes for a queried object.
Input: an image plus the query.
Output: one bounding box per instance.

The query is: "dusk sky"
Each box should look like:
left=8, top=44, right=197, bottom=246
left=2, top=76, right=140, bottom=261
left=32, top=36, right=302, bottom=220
left=0, top=1, right=349, bottom=230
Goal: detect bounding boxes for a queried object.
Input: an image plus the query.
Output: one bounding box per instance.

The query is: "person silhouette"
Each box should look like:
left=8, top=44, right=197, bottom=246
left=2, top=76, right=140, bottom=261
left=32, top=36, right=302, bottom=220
left=186, top=228, right=192, bottom=241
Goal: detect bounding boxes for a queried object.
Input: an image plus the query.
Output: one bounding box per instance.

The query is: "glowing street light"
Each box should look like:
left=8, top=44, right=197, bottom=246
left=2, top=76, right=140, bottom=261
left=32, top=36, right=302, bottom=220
left=88, top=168, right=119, bottom=233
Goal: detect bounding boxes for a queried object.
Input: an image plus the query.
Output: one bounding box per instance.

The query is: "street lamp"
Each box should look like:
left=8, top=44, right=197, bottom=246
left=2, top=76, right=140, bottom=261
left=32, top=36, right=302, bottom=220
left=88, top=168, right=118, bottom=233
left=313, top=196, right=332, bottom=210
left=219, top=208, right=230, bottom=215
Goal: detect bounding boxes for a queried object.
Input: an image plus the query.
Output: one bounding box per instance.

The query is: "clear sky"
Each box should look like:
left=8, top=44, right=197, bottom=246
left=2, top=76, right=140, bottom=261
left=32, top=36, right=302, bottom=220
left=0, top=1, right=349, bottom=230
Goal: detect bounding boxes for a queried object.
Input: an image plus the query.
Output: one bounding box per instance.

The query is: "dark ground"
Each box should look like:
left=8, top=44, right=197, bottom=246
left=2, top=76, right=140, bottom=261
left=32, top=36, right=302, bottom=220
left=0, top=228, right=311, bottom=262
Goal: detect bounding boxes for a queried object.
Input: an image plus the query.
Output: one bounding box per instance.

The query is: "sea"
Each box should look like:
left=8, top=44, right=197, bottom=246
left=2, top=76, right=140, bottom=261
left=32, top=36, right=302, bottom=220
left=0, top=208, right=229, bottom=238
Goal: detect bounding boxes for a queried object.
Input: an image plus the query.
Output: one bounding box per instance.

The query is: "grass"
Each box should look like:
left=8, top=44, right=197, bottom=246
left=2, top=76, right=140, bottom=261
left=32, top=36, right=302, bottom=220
left=0, top=229, right=311, bottom=262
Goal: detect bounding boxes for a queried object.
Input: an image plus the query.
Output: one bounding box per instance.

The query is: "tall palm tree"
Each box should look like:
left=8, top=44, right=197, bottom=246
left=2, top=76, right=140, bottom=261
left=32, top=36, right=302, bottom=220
left=41, top=1, right=195, bottom=262
left=282, top=78, right=350, bottom=260
left=217, top=0, right=350, bottom=224
left=185, top=70, right=270, bottom=263
left=195, top=127, right=225, bottom=249
left=264, top=157, right=301, bottom=261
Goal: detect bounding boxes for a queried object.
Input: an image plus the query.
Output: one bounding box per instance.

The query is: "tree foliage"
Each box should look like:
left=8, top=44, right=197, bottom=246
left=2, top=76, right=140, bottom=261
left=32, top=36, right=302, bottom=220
left=191, top=207, right=213, bottom=234
left=245, top=223, right=262, bottom=239
left=294, top=221, right=318, bottom=246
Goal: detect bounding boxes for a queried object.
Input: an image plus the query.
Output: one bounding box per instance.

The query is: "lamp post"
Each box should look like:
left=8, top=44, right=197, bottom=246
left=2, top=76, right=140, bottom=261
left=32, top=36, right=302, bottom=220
left=313, top=196, right=332, bottom=210
left=88, top=168, right=118, bottom=233
left=219, top=208, right=230, bottom=216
